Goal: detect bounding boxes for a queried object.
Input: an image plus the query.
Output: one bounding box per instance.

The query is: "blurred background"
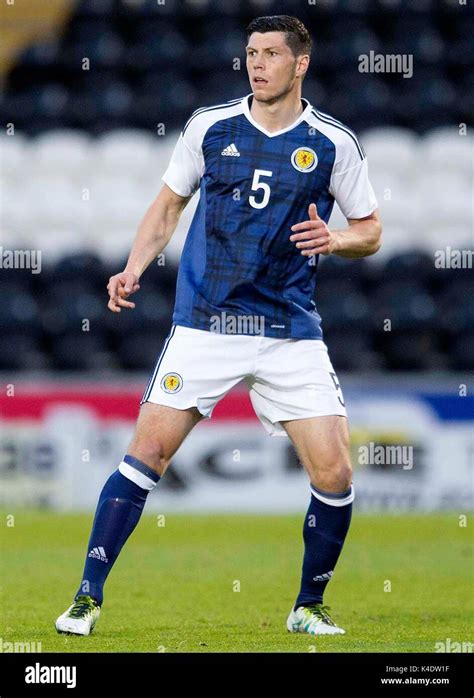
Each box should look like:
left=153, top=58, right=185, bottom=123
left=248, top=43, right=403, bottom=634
left=0, top=0, right=472, bottom=513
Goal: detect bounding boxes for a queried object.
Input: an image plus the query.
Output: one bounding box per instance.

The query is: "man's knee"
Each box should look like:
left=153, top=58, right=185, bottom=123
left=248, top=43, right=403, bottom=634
left=334, top=462, right=353, bottom=490
left=126, top=403, right=201, bottom=475
left=127, top=432, right=170, bottom=475
left=312, top=459, right=353, bottom=492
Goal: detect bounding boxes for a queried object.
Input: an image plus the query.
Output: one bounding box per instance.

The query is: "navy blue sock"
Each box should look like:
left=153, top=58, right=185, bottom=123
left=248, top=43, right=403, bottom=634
left=75, top=455, right=160, bottom=606
left=294, top=484, right=354, bottom=609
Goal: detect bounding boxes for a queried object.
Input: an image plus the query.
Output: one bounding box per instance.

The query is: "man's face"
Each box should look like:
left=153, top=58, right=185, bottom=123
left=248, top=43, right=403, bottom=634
left=246, top=31, right=307, bottom=103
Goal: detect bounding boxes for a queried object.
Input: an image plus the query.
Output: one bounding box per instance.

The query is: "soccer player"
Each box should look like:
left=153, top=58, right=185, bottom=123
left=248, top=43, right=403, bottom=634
left=56, top=15, right=381, bottom=637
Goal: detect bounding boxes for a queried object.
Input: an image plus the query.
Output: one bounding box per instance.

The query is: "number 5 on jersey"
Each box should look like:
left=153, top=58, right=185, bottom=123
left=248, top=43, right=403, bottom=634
left=249, top=169, right=273, bottom=209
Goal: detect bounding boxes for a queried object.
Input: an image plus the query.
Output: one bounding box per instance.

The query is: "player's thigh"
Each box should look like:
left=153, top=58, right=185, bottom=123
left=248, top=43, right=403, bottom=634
left=127, top=402, right=203, bottom=475
left=281, top=415, right=352, bottom=490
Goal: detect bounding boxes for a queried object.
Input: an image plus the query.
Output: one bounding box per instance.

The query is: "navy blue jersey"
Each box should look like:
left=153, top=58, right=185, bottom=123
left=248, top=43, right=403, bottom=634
left=162, top=94, right=377, bottom=338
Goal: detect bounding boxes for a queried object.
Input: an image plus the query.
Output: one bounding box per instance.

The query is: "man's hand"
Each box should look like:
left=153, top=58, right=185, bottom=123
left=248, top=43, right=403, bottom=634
left=289, top=203, right=336, bottom=257
left=107, top=272, right=140, bottom=313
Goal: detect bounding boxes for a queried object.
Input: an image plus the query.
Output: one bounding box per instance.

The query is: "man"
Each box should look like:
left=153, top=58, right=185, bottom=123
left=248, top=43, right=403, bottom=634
left=56, top=15, right=381, bottom=638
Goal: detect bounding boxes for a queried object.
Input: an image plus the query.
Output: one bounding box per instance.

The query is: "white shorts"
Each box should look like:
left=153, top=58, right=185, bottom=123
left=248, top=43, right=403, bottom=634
left=140, top=324, right=347, bottom=436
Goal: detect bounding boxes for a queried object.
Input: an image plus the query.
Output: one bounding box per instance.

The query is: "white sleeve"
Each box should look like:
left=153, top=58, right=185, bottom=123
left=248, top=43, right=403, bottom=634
left=329, top=136, right=377, bottom=220
left=161, top=126, right=204, bottom=198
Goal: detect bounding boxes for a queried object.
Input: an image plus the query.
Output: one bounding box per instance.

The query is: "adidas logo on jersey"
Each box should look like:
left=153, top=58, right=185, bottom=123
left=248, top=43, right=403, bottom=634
left=88, top=546, right=108, bottom=563
left=221, top=143, right=240, bottom=157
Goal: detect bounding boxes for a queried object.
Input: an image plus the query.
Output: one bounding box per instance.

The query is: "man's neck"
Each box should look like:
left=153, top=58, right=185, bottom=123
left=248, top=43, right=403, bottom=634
left=249, top=91, right=304, bottom=133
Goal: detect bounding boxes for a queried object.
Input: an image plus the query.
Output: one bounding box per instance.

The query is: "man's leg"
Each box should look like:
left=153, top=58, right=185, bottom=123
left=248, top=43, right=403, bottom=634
left=73, top=403, right=202, bottom=606
left=281, top=415, right=354, bottom=610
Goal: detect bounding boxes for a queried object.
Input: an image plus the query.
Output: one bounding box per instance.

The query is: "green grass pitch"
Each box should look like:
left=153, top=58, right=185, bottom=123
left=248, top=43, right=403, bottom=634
left=1, top=511, right=472, bottom=653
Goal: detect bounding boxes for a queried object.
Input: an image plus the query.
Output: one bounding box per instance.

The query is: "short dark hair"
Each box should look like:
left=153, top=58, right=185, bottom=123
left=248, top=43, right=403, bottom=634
left=246, top=15, right=312, bottom=58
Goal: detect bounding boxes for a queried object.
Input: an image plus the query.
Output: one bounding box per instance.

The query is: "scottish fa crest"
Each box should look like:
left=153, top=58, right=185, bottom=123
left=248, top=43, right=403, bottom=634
left=291, top=147, right=318, bottom=172
left=161, top=372, right=183, bottom=393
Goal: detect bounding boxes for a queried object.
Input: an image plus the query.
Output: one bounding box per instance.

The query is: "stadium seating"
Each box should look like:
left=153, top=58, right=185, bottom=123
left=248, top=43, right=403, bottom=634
left=0, top=0, right=472, bottom=372
left=1, top=0, right=471, bottom=134
left=1, top=122, right=471, bottom=372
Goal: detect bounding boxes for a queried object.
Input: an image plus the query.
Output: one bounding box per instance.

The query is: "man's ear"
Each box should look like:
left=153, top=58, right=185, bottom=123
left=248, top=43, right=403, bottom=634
left=296, top=54, right=310, bottom=79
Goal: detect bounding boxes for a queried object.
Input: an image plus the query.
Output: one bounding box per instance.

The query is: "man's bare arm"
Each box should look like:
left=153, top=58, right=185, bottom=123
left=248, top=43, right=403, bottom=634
left=107, top=184, right=190, bottom=313
left=289, top=203, right=382, bottom=259
left=328, top=209, right=382, bottom=258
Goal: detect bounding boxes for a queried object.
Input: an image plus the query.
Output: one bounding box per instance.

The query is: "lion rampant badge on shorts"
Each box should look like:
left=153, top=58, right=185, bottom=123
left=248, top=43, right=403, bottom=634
left=160, top=372, right=183, bottom=393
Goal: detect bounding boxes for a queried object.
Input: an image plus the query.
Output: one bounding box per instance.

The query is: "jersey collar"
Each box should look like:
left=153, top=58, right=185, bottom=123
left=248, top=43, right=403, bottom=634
left=242, top=93, right=312, bottom=138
